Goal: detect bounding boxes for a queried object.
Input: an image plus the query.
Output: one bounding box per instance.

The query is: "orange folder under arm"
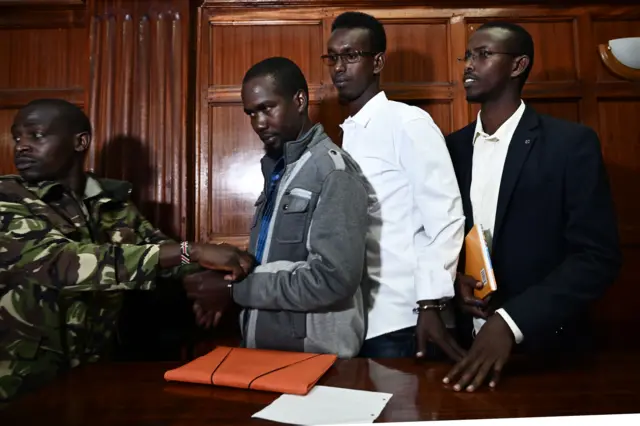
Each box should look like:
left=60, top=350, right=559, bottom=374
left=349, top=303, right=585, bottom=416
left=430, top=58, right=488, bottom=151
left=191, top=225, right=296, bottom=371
left=464, top=223, right=498, bottom=300
left=164, top=346, right=337, bottom=395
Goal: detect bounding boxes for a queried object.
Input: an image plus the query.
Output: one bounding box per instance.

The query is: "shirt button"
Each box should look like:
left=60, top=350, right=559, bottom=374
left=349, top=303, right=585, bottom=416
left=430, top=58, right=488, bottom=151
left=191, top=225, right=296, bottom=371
left=283, top=204, right=289, bottom=211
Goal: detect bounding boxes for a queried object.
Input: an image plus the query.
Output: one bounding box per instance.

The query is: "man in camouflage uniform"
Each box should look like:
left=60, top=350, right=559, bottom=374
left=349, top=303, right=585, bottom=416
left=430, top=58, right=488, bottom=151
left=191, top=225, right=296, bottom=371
left=0, top=99, right=253, bottom=402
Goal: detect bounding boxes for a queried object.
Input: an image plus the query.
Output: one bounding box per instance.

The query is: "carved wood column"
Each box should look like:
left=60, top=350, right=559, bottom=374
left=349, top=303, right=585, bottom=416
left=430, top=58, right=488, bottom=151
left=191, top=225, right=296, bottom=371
left=87, top=0, right=193, bottom=240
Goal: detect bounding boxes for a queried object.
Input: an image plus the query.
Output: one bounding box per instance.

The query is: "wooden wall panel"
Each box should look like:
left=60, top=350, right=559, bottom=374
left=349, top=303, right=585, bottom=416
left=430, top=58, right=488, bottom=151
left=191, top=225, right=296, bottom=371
left=202, top=105, right=262, bottom=237
left=209, top=23, right=324, bottom=86
left=0, top=109, right=19, bottom=175
left=0, top=3, right=88, bottom=176
left=466, top=20, right=578, bottom=82
left=381, top=20, right=450, bottom=83
left=0, top=29, right=86, bottom=90
left=87, top=0, right=192, bottom=240
left=597, top=99, right=640, bottom=244
left=415, top=101, right=452, bottom=135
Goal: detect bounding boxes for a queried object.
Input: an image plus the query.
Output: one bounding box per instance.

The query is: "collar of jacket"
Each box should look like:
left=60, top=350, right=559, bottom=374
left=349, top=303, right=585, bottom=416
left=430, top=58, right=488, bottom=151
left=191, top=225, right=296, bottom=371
left=260, top=122, right=328, bottom=173
left=5, top=172, right=133, bottom=203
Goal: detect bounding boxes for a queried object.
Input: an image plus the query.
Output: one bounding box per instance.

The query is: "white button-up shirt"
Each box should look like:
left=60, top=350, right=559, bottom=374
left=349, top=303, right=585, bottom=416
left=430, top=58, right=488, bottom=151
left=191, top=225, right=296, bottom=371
left=471, top=100, right=525, bottom=343
left=340, top=91, right=465, bottom=340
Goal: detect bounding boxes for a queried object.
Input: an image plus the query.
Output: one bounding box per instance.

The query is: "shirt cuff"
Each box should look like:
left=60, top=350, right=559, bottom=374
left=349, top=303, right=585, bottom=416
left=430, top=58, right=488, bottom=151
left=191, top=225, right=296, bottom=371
left=495, top=308, right=524, bottom=344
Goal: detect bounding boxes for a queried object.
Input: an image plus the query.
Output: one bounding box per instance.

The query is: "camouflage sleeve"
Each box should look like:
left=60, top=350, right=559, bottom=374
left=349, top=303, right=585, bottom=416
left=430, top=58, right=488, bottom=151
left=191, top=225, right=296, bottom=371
left=129, top=205, right=202, bottom=280
left=0, top=201, right=162, bottom=291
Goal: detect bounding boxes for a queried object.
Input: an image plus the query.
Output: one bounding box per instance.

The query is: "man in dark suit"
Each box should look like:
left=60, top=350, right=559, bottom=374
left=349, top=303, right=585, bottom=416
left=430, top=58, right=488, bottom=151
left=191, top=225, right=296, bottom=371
left=443, top=22, right=622, bottom=392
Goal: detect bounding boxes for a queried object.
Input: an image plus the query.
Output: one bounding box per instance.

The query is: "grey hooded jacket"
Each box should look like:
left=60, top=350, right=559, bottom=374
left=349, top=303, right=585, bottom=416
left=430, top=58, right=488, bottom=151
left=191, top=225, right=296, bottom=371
left=231, top=123, right=372, bottom=358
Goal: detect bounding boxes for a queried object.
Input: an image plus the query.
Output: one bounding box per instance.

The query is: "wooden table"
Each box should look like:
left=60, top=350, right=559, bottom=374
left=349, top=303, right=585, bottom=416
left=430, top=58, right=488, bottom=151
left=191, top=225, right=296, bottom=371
left=2, top=350, right=639, bottom=425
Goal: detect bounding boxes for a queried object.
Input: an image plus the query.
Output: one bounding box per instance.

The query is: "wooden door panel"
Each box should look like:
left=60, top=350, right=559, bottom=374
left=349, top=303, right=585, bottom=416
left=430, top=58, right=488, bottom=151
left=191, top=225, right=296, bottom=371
left=467, top=20, right=578, bottom=82
left=209, top=22, right=324, bottom=86
left=597, top=99, right=640, bottom=246
left=381, top=20, right=450, bottom=83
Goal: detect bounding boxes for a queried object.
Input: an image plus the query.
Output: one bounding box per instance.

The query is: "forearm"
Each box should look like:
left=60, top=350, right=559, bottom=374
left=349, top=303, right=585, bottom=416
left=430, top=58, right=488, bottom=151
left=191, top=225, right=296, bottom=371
left=27, top=240, right=162, bottom=291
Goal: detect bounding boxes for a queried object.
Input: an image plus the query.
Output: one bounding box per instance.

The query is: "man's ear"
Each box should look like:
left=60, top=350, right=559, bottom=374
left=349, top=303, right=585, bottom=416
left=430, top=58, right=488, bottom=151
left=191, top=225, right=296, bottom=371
left=511, top=55, right=530, bottom=79
left=373, top=52, right=386, bottom=75
left=294, top=89, right=308, bottom=114
left=75, top=132, right=91, bottom=154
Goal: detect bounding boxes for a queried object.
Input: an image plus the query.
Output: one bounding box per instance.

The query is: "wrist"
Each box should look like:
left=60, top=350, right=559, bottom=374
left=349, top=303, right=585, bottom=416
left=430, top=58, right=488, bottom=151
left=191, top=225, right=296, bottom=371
left=189, top=243, right=202, bottom=263
left=413, top=299, right=448, bottom=314
left=492, top=313, right=516, bottom=342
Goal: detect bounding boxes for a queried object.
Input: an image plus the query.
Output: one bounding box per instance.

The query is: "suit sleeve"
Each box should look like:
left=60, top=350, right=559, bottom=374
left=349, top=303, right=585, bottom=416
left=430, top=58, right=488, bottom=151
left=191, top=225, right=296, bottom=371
left=0, top=200, right=174, bottom=291
left=502, top=127, right=622, bottom=342
left=445, top=132, right=470, bottom=275
left=231, top=170, right=369, bottom=311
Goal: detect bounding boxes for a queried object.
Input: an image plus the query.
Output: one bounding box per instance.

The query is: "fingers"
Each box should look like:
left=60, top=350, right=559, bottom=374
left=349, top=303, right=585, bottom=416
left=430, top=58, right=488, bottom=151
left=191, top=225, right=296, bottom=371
left=452, top=359, right=481, bottom=391
left=489, top=358, right=505, bottom=389
left=229, top=263, right=244, bottom=281
left=466, top=359, right=493, bottom=392
left=203, top=310, right=214, bottom=328
left=238, top=254, right=254, bottom=273
left=193, top=302, right=203, bottom=319
left=463, top=306, right=489, bottom=319
left=193, top=303, right=210, bottom=327
left=415, top=327, right=427, bottom=358
left=463, top=295, right=488, bottom=308
left=213, top=311, right=223, bottom=327
left=443, top=356, right=468, bottom=385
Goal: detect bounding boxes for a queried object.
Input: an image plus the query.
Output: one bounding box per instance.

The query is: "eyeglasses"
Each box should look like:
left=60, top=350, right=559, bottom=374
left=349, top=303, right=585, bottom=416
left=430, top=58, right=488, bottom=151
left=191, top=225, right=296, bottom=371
left=321, top=51, right=377, bottom=66
left=458, top=49, right=521, bottom=63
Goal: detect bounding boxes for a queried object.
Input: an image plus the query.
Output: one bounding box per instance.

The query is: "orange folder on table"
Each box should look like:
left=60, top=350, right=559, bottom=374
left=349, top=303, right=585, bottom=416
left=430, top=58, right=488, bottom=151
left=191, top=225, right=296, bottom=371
left=464, top=224, right=497, bottom=300
left=164, top=346, right=337, bottom=396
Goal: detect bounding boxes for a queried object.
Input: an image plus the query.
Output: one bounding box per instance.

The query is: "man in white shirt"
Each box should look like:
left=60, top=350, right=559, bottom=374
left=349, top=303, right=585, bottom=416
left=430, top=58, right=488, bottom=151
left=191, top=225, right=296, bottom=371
left=324, top=11, right=466, bottom=361
left=444, top=22, right=620, bottom=391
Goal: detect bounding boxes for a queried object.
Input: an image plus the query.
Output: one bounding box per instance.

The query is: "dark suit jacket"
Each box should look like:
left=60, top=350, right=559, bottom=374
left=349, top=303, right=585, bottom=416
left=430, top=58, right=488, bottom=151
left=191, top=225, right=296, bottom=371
left=446, top=105, right=622, bottom=353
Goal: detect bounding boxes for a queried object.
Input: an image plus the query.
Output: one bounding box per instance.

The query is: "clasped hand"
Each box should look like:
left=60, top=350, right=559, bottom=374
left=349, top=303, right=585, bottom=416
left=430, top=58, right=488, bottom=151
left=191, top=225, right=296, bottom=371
left=184, top=243, right=255, bottom=328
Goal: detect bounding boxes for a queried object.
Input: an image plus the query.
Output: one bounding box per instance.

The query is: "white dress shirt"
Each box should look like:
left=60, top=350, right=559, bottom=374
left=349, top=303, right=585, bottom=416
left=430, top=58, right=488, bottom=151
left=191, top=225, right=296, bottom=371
left=340, top=91, right=465, bottom=340
left=471, top=100, right=525, bottom=343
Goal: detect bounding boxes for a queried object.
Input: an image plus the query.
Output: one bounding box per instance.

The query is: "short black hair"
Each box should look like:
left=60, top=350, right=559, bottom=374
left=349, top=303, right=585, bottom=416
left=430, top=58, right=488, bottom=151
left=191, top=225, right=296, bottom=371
left=242, top=57, right=309, bottom=99
left=331, top=11, right=386, bottom=53
left=22, top=98, right=92, bottom=136
left=477, top=21, right=535, bottom=87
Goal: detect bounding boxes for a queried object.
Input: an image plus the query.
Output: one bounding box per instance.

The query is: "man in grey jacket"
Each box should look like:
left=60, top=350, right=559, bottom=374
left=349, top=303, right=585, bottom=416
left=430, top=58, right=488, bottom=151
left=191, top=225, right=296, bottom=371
left=193, top=57, right=372, bottom=358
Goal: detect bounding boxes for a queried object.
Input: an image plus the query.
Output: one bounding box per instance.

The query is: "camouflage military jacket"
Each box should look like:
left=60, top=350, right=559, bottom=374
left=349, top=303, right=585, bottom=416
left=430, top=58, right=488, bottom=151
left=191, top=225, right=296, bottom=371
left=0, top=174, right=188, bottom=401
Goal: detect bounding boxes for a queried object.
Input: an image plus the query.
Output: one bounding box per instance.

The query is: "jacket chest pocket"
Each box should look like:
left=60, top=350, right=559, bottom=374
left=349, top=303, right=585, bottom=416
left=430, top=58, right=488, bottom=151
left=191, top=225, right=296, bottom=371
left=105, top=226, right=138, bottom=244
left=275, top=188, right=315, bottom=244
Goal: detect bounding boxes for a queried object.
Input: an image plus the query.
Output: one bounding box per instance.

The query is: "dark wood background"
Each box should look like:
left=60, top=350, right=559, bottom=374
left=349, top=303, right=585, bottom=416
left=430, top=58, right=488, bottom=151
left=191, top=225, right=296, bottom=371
left=0, top=0, right=638, bottom=348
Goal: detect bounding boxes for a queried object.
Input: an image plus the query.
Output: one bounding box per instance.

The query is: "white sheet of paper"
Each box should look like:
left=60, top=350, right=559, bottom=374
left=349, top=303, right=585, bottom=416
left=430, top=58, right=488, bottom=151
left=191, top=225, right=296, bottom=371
left=252, top=385, right=392, bottom=425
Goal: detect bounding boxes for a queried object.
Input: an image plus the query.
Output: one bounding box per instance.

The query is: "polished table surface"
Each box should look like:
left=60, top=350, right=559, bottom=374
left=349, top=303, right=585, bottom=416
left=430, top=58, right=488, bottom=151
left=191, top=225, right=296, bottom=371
left=2, top=350, right=639, bottom=425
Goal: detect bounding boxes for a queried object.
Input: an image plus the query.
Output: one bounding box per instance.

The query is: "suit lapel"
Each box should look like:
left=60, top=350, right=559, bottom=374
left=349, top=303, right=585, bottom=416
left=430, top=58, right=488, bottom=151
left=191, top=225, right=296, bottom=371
left=461, top=125, right=475, bottom=233
left=493, top=107, right=540, bottom=245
